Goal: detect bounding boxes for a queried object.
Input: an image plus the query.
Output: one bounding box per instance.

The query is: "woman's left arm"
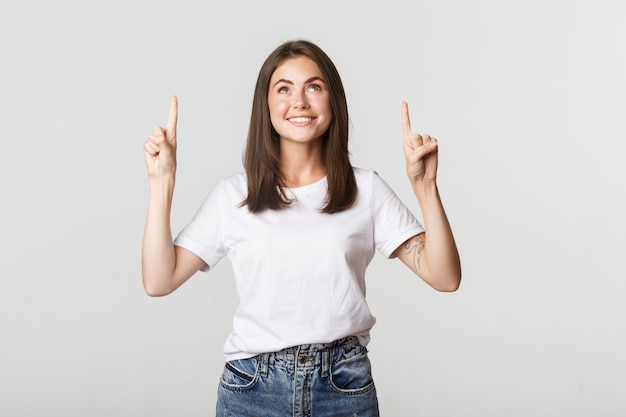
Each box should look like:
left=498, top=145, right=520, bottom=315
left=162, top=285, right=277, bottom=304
left=392, top=102, right=461, bottom=292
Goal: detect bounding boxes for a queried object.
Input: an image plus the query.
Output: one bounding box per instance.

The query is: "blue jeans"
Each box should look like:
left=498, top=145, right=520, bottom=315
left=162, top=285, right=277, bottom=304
left=216, top=336, right=380, bottom=417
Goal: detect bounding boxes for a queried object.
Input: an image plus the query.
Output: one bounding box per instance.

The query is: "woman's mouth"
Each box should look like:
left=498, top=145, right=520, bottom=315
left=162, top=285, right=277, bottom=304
left=288, top=117, right=314, bottom=123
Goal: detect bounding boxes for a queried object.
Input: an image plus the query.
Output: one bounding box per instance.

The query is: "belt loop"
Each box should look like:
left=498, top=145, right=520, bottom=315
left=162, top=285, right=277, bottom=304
left=260, top=353, right=269, bottom=378
left=321, top=349, right=330, bottom=378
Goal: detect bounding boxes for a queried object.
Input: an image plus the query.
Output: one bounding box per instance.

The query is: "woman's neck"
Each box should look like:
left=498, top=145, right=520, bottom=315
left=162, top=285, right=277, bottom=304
left=279, top=141, right=326, bottom=188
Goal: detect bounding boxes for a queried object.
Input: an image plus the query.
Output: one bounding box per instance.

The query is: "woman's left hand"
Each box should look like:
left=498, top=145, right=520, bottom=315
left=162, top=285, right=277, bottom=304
left=401, top=101, right=439, bottom=184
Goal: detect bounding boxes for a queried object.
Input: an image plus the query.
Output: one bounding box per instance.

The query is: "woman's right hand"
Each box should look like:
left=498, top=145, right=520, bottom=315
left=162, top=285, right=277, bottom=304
left=144, top=96, right=178, bottom=178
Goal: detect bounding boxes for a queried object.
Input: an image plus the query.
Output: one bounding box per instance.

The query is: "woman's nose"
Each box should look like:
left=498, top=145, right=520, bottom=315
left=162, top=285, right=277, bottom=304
left=292, top=90, right=309, bottom=109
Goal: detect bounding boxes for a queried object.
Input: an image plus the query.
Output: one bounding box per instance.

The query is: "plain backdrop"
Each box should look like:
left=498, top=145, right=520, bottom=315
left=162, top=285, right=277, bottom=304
left=1, top=0, right=625, bottom=416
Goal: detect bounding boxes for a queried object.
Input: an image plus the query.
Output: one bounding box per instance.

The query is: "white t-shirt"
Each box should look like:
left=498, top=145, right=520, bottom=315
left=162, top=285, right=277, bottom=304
left=174, top=167, right=424, bottom=361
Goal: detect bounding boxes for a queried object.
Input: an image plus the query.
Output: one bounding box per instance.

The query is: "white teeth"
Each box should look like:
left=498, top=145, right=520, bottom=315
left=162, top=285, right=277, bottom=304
left=290, top=117, right=312, bottom=123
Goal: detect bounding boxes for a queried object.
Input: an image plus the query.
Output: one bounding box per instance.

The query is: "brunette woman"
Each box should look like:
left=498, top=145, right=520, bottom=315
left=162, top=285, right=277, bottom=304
left=142, top=40, right=461, bottom=417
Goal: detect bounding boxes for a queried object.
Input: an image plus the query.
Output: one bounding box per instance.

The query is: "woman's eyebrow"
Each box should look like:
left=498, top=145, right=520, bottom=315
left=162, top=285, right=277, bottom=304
left=272, top=76, right=325, bottom=88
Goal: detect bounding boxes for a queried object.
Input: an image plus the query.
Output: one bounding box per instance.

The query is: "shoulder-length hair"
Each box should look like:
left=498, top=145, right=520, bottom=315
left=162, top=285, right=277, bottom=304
left=241, top=40, right=357, bottom=214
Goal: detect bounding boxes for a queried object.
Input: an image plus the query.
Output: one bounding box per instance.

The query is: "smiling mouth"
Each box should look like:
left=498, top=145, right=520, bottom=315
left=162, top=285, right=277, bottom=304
left=288, top=117, right=314, bottom=123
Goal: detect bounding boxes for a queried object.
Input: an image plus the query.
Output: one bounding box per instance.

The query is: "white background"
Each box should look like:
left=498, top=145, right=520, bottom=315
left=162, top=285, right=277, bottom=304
left=1, top=0, right=625, bottom=416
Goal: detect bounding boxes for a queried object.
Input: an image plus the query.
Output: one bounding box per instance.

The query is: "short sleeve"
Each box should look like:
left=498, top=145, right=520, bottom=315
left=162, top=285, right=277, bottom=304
left=173, top=180, right=227, bottom=272
left=370, top=171, right=424, bottom=258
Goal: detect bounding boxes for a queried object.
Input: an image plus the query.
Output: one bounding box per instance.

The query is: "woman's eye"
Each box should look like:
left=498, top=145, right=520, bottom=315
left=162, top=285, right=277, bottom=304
left=278, top=86, right=289, bottom=94
left=308, top=84, right=322, bottom=92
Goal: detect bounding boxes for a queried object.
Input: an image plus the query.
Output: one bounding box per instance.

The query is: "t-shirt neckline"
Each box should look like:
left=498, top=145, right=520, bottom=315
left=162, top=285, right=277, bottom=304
left=285, top=176, right=328, bottom=192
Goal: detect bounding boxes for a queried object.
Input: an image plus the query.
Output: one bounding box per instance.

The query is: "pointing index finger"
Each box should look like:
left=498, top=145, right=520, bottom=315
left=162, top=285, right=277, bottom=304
left=401, top=101, right=412, bottom=138
left=167, top=96, right=178, bottom=134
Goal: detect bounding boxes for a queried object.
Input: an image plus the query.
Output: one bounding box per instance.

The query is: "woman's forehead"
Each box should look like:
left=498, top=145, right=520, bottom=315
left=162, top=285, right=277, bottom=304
left=271, top=56, right=323, bottom=82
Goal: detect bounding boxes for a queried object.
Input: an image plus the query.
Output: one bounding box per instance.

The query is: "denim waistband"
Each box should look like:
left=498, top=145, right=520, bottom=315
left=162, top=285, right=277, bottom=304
left=257, top=336, right=365, bottom=378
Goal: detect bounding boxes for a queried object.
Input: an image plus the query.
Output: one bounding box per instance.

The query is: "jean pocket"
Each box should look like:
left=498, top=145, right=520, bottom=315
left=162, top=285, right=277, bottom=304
left=329, top=350, right=376, bottom=395
left=219, top=357, right=260, bottom=391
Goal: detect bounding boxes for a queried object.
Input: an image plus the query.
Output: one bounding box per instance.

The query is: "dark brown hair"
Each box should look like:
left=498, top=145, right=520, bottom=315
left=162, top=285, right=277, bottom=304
left=241, top=40, right=357, bottom=214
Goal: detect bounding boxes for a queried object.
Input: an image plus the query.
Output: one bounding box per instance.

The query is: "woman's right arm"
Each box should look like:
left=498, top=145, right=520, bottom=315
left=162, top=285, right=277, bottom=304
left=141, top=96, right=205, bottom=296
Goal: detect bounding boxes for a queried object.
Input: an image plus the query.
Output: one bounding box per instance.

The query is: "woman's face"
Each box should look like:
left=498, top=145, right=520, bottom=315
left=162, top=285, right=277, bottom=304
left=267, top=56, right=332, bottom=146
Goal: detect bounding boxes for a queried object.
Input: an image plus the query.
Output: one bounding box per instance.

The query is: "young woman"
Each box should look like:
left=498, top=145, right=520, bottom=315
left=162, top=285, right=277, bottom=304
left=142, top=40, right=460, bottom=417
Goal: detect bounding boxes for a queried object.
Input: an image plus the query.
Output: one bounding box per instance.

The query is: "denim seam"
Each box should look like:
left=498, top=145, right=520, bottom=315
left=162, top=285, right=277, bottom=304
left=219, top=360, right=260, bottom=392
left=328, top=378, right=376, bottom=396
left=225, top=362, right=253, bottom=382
